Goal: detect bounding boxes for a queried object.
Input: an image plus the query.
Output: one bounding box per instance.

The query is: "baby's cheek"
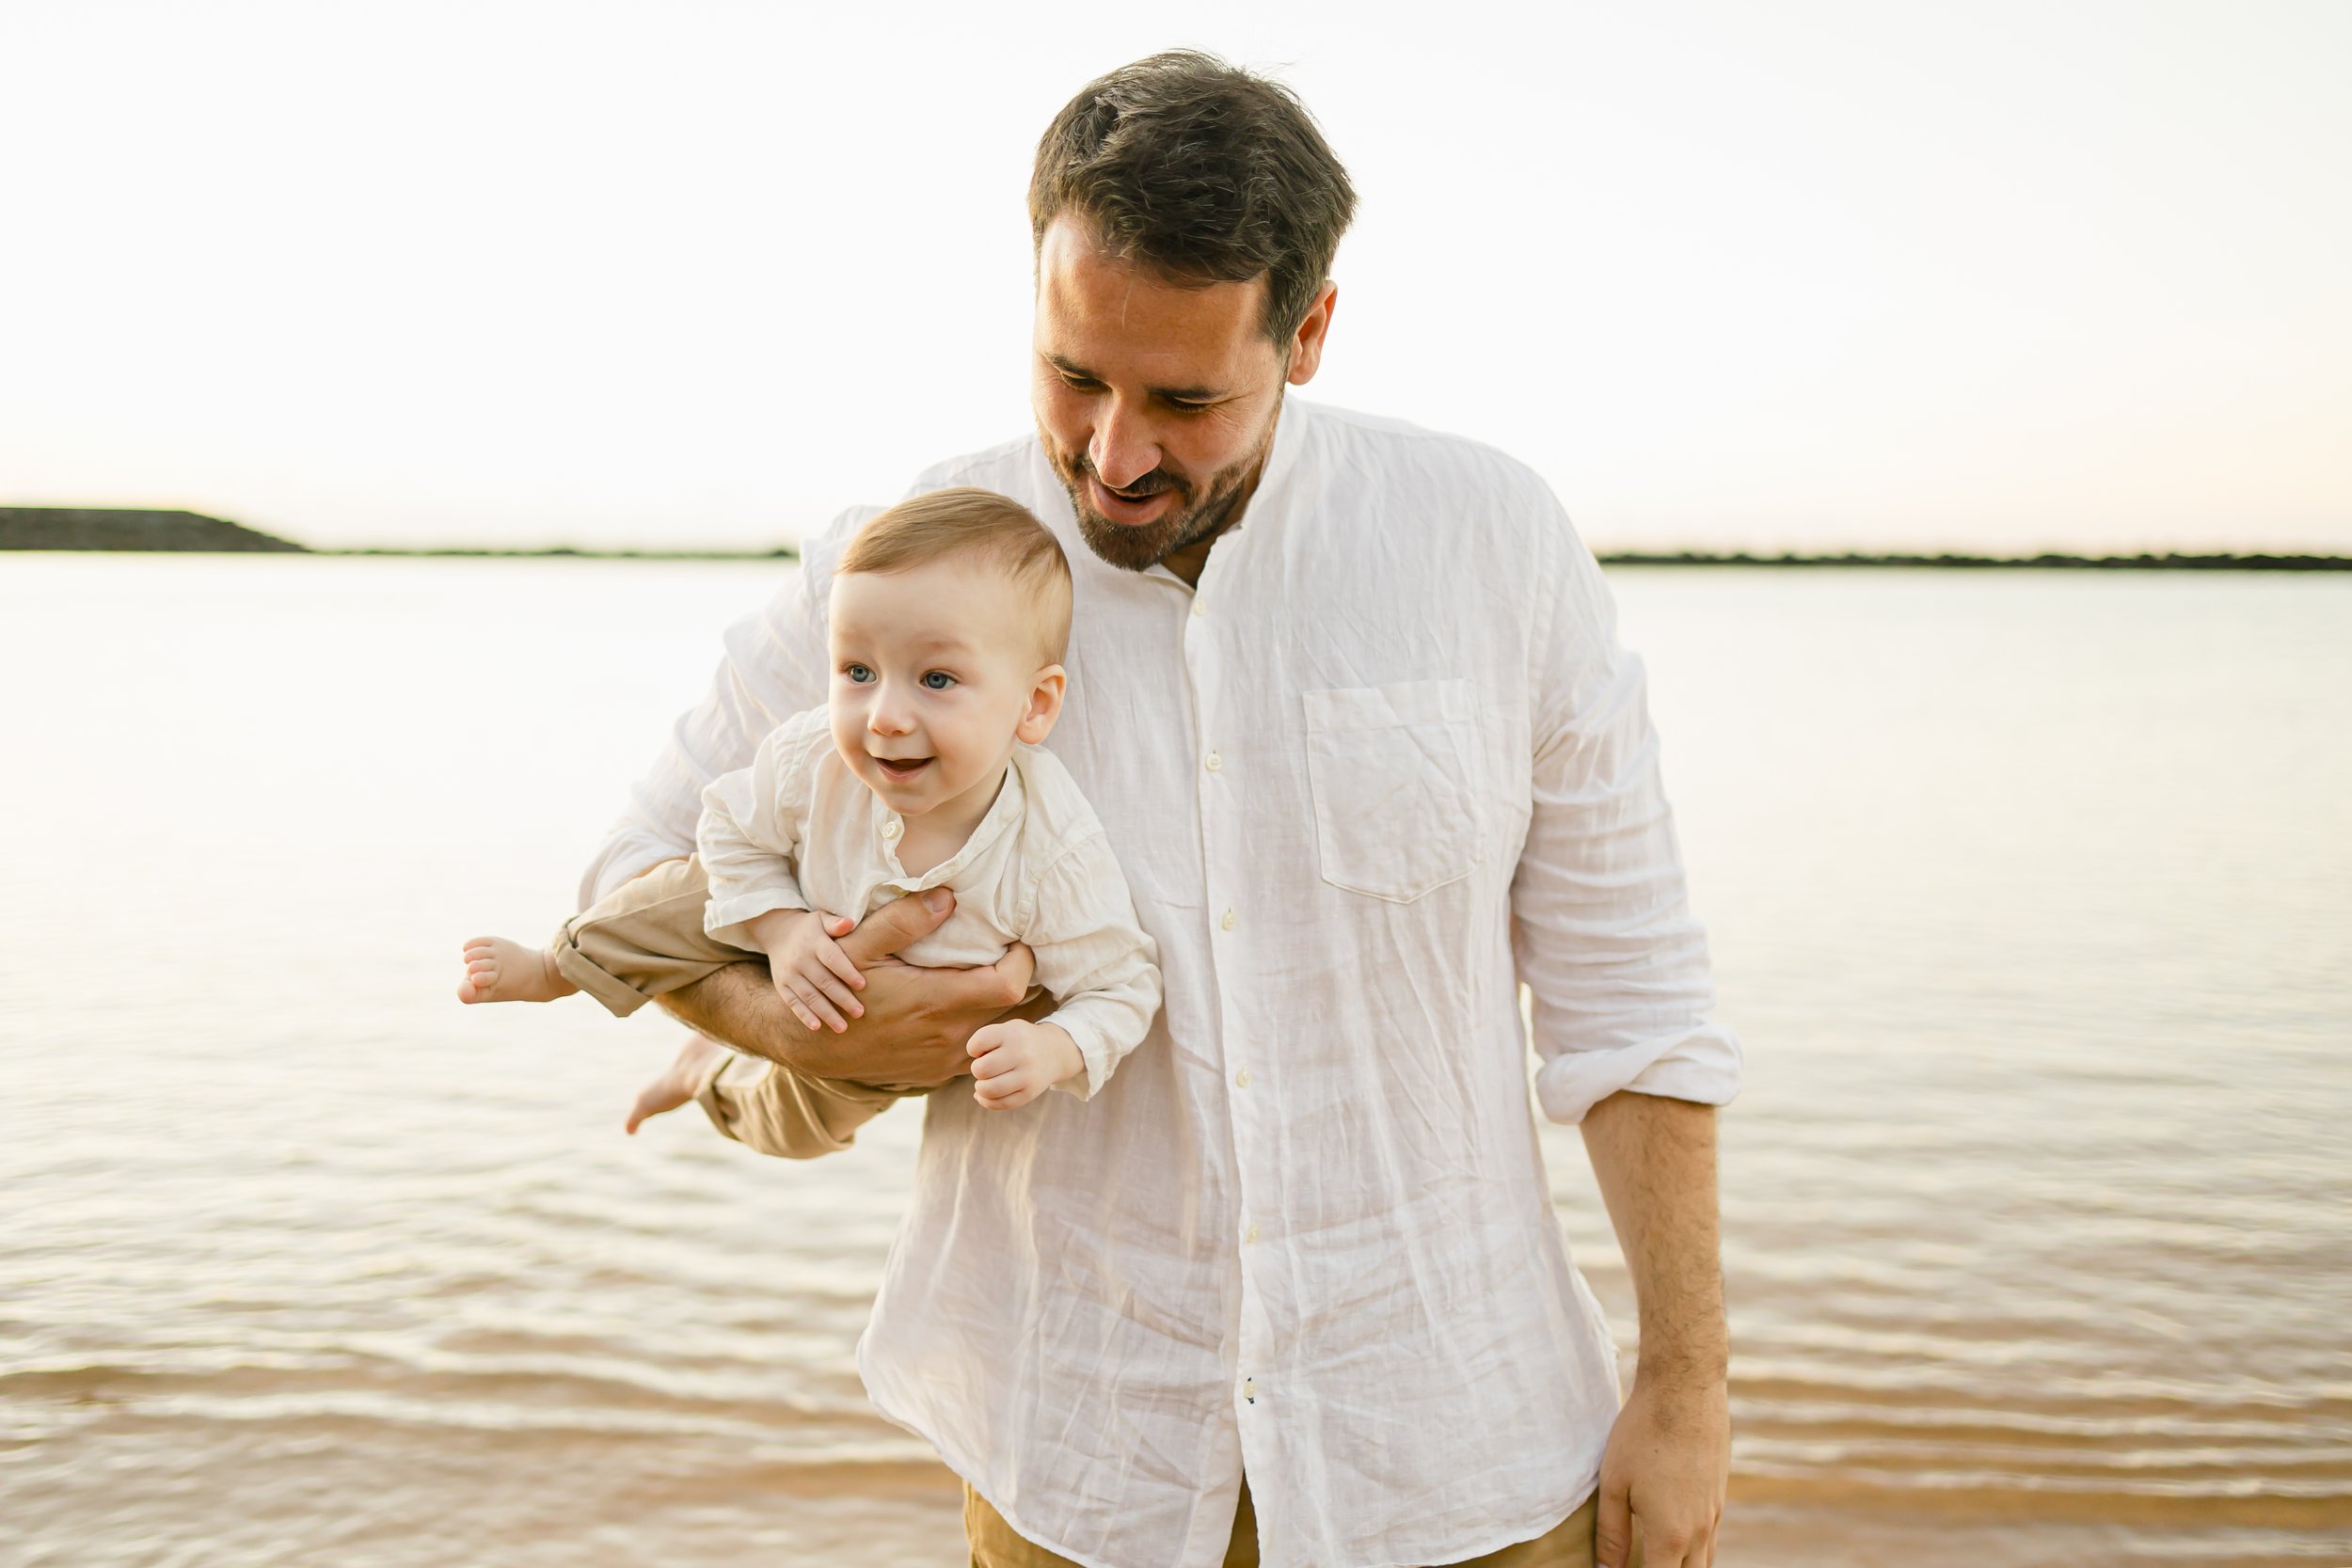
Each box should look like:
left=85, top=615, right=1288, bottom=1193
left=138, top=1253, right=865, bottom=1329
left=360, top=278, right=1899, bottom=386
left=827, top=703, right=868, bottom=765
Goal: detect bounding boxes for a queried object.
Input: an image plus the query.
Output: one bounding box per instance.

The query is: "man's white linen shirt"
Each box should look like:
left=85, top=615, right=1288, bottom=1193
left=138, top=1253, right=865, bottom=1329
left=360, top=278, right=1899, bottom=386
left=694, top=705, right=1160, bottom=1098
left=583, top=398, right=1743, bottom=1568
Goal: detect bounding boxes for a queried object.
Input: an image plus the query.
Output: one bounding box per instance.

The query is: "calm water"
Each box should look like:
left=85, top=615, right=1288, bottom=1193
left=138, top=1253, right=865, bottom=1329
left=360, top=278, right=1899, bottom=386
left=2, top=557, right=2346, bottom=1568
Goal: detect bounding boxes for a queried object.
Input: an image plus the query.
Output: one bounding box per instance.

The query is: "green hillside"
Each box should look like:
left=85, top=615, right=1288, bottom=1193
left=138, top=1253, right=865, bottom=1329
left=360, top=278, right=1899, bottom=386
left=0, top=508, right=308, bottom=552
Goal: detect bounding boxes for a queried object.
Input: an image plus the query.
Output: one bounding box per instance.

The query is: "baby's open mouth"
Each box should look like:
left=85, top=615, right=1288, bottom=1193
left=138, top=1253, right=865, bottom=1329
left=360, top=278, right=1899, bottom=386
left=874, top=755, right=932, bottom=781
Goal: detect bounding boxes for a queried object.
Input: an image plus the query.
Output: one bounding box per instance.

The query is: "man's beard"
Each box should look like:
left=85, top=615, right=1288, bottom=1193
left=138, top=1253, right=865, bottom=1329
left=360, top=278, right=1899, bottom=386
left=1044, top=401, right=1281, bottom=573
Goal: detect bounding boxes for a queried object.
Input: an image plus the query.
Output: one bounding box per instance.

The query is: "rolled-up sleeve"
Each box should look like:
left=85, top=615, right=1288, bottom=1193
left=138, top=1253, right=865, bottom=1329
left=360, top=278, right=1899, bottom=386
left=578, top=505, right=878, bottom=909
left=1510, top=499, right=1743, bottom=1124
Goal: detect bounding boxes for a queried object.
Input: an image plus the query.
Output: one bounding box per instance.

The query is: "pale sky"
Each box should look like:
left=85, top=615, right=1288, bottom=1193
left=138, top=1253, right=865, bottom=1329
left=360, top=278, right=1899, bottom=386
left=2, top=0, right=2346, bottom=554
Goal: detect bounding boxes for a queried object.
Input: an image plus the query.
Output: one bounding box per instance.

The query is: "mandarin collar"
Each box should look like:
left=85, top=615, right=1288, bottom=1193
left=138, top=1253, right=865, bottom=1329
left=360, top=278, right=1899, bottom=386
left=873, top=751, right=1030, bottom=886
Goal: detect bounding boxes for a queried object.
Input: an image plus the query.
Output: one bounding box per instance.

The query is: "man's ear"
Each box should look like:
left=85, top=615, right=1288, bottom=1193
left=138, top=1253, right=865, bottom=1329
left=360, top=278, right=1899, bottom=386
left=1016, top=665, right=1069, bottom=745
left=1286, top=280, right=1338, bottom=387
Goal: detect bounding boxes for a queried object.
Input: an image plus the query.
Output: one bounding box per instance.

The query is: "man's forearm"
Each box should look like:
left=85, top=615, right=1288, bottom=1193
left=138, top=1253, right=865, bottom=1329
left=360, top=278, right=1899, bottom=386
left=657, top=956, right=1052, bottom=1085
left=659, top=961, right=845, bottom=1071
left=1579, top=1090, right=1727, bottom=1386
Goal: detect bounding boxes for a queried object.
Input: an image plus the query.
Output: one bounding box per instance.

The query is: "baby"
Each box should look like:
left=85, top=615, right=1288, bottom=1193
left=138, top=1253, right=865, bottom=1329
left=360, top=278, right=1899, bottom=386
left=457, top=486, right=1161, bottom=1117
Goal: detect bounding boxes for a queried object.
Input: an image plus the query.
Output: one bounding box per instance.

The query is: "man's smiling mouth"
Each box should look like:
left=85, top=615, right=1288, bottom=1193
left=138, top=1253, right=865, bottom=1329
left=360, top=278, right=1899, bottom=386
left=1089, top=474, right=1176, bottom=525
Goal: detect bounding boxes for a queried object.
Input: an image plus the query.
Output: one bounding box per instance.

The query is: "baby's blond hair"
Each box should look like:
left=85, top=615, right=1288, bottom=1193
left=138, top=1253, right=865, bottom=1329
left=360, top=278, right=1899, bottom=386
left=837, top=487, right=1074, bottom=664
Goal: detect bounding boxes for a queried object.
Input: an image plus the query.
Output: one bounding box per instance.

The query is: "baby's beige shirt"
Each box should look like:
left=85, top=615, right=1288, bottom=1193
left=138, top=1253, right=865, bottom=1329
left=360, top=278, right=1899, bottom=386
left=694, top=705, right=1161, bottom=1100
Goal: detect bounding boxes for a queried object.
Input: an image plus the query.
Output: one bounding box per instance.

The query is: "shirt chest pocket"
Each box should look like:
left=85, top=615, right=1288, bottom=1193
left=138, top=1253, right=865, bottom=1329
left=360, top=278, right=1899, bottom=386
left=1301, top=678, right=1486, bottom=903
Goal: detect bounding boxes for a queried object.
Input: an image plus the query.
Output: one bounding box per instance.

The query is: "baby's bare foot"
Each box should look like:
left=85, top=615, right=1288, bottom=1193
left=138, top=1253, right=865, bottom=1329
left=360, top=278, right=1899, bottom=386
left=627, top=1034, right=729, bottom=1133
left=457, top=936, right=578, bottom=1005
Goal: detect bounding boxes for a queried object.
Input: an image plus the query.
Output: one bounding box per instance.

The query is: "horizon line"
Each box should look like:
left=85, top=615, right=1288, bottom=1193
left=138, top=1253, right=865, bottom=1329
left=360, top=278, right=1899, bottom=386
left=2, top=507, right=2348, bottom=571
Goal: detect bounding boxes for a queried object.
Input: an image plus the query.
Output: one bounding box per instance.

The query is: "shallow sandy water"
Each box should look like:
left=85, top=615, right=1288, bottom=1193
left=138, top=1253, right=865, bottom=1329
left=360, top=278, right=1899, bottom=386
left=3, top=557, right=2345, bottom=1566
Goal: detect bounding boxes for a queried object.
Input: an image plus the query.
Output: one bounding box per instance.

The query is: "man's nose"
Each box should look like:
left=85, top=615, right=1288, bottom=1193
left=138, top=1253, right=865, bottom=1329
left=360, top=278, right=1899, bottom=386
left=1089, top=399, right=1162, bottom=490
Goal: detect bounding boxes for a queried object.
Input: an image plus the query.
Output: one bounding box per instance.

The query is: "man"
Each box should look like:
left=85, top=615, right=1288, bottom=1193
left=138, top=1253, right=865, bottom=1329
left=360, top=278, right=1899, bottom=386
left=583, top=51, right=1739, bottom=1568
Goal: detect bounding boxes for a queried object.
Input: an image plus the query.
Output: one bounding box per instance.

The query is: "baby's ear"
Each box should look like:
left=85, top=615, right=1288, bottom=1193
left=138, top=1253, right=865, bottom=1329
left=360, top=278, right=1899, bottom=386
left=1017, top=665, right=1068, bottom=744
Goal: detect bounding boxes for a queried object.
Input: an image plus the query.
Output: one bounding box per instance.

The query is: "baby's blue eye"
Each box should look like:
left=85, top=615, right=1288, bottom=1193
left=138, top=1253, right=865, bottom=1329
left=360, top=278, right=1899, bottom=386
left=921, top=671, right=956, bottom=690
left=845, top=664, right=874, bottom=683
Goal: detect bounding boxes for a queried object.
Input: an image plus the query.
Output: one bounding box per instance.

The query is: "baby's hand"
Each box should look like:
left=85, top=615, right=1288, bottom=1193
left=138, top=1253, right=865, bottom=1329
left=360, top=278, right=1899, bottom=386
left=748, top=909, right=866, bottom=1033
left=966, top=1021, right=1083, bottom=1111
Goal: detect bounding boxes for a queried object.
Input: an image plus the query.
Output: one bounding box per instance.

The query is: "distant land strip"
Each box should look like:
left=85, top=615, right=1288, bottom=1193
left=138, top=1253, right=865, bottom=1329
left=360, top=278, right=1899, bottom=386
left=0, top=507, right=309, bottom=552
left=4, top=507, right=2347, bottom=570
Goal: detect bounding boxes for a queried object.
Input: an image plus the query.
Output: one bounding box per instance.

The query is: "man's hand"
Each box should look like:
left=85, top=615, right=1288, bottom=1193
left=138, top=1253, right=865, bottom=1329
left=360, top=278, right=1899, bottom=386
left=1596, top=1371, right=1727, bottom=1568
left=1581, top=1090, right=1729, bottom=1568
left=658, top=888, right=1047, bottom=1085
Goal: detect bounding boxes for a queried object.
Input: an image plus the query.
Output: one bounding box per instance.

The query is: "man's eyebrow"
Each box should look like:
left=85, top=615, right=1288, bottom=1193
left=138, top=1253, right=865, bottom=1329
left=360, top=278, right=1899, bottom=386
left=1043, top=353, right=1225, bottom=404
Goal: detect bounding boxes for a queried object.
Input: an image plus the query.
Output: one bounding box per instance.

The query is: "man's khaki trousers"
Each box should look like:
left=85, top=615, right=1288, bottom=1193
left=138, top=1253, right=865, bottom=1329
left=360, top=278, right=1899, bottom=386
left=964, top=1481, right=1624, bottom=1568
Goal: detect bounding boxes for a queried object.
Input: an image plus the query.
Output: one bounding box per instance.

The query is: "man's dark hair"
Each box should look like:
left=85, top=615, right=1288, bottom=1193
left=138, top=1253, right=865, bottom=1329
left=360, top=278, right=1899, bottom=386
left=1030, top=51, right=1358, bottom=344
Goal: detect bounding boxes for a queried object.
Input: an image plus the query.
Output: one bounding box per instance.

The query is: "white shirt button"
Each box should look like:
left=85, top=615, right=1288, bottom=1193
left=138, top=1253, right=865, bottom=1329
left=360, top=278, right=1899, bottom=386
left=1245, top=1223, right=1260, bottom=1244
left=1204, top=750, right=1223, bottom=772
left=1220, top=909, right=1237, bottom=931
left=882, top=819, right=901, bottom=840
left=1191, top=597, right=1207, bottom=618
left=1241, top=1377, right=1257, bottom=1402
left=1234, top=1068, right=1251, bottom=1088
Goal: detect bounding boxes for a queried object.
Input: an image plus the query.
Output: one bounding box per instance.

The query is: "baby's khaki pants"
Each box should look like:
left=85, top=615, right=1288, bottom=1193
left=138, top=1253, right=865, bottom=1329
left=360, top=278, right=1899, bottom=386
left=556, top=856, right=915, bottom=1158
left=549, top=855, right=758, bottom=1019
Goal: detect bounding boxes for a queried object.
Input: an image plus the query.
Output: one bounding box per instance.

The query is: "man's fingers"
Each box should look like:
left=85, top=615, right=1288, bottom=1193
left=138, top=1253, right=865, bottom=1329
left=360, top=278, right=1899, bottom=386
left=919, top=942, right=1035, bottom=1014
left=1627, top=1492, right=1720, bottom=1568
left=838, top=888, right=955, bottom=964
left=1595, top=1478, right=1633, bottom=1568
left=981, top=941, right=1037, bottom=1006
left=1633, top=1510, right=1706, bottom=1568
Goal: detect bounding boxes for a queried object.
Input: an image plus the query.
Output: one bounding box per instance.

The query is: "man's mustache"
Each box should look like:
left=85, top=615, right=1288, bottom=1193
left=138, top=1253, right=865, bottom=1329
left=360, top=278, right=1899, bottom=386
left=1073, top=455, right=1183, bottom=499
